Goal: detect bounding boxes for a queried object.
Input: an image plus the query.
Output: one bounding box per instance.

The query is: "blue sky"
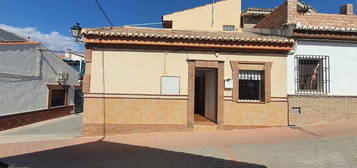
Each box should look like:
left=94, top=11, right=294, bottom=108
left=1, top=0, right=356, bottom=51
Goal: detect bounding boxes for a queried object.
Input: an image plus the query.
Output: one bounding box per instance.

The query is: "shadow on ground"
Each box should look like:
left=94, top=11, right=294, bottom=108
left=1, top=140, right=267, bottom=168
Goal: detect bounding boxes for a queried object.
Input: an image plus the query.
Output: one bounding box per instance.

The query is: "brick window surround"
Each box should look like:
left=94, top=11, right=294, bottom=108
left=187, top=60, right=224, bottom=128
left=230, top=61, right=272, bottom=103
left=47, top=85, right=70, bottom=108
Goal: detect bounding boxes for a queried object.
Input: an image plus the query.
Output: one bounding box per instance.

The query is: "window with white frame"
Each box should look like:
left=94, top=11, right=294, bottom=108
left=295, top=55, right=330, bottom=94
left=223, top=25, right=235, bottom=31
left=239, top=70, right=264, bottom=102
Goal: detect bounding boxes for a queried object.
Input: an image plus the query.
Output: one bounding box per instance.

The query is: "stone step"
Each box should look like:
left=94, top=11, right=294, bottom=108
left=193, top=124, right=217, bottom=132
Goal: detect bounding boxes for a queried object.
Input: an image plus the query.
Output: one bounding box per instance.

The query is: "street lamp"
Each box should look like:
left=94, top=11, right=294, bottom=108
left=70, top=23, right=82, bottom=42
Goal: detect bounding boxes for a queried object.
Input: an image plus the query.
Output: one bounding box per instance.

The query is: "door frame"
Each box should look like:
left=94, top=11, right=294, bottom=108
left=187, top=60, right=224, bottom=128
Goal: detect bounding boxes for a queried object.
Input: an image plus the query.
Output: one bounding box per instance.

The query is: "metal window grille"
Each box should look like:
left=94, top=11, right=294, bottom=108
left=239, top=70, right=264, bottom=101
left=294, top=55, right=330, bottom=94
left=223, top=25, right=235, bottom=31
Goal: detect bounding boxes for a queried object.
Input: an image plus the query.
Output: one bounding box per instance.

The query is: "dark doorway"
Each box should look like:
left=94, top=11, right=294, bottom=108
left=194, top=73, right=205, bottom=116
left=194, top=68, right=217, bottom=123
left=74, top=89, right=84, bottom=113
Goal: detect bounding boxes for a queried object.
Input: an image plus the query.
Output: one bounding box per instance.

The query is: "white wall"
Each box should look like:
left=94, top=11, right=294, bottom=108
left=0, top=44, right=79, bottom=116
left=288, top=40, right=357, bottom=96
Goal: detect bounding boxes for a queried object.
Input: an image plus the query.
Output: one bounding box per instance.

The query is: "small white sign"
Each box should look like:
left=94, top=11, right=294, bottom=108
left=161, top=76, right=180, bottom=95
left=225, top=79, right=233, bottom=89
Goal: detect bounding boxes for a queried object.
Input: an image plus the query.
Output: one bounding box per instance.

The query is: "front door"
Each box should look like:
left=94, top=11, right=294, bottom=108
left=204, top=69, right=217, bottom=122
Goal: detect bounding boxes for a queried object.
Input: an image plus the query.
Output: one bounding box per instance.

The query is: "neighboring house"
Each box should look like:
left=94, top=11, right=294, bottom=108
left=58, top=50, right=85, bottom=78
left=162, top=0, right=241, bottom=31
left=241, top=8, right=274, bottom=28
left=81, top=0, right=294, bottom=136
left=63, top=49, right=85, bottom=76
left=58, top=49, right=85, bottom=113
left=252, top=0, right=357, bottom=126
left=0, top=28, right=79, bottom=131
left=241, top=1, right=317, bottom=29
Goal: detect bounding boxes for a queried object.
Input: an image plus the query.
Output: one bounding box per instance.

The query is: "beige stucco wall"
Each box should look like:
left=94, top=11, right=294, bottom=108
left=224, top=101, right=288, bottom=126
left=90, top=49, right=287, bottom=98
left=163, top=0, right=241, bottom=31
left=83, top=98, right=187, bottom=124
left=85, top=48, right=288, bottom=126
left=90, top=50, right=189, bottom=95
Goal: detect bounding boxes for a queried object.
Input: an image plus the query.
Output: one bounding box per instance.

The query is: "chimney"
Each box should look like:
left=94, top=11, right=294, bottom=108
left=340, top=4, right=354, bottom=15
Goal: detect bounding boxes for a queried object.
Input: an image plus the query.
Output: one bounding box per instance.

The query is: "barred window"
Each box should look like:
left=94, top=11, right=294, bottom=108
left=295, top=55, right=330, bottom=94
left=239, top=70, right=264, bottom=102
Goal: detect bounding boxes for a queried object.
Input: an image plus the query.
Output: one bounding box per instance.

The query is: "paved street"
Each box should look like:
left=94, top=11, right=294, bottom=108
left=0, top=114, right=82, bottom=144
left=1, top=121, right=357, bottom=168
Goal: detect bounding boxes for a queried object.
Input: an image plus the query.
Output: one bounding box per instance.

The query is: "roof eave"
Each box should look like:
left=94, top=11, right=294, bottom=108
left=83, top=35, right=294, bottom=52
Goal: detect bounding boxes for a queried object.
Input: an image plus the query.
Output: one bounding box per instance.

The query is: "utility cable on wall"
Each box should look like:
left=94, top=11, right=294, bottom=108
left=95, top=0, right=114, bottom=28
left=211, top=0, right=215, bottom=29
left=123, top=22, right=162, bottom=27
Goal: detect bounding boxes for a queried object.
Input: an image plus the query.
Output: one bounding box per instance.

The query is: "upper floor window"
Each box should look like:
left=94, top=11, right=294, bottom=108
left=295, top=55, right=330, bottom=94
left=239, top=70, right=264, bottom=102
left=223, top=25, right=235, bottom=31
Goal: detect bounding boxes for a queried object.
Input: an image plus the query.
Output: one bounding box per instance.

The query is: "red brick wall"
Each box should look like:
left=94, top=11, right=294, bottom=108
left=289, top=13, right=357, bottom=28
left=288, top=0, right=357, bottom=28
left=256, top=0, right=357, bottom=29
left=289, top=95, right=357, bottom=126
left=0, top=106, right=73, bottom=131
left=254, top=2, right=288, bottom=29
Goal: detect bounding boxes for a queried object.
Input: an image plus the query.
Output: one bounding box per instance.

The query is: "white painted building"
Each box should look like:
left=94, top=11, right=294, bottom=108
left=288, top=40, right=357, bottom=96
left=0, top=28, right=79, bottom=131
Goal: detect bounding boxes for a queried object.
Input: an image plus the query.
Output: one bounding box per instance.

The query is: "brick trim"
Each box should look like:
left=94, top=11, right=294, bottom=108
left=0, top=106, right=73, bottom=131
left=84, top=49, right=92, bottom=63
left=230, top=61, right=272, bottom=103
left=264, top=62, right=272, bottom=102
left=0, top=41, right=40, bottom=45
left=47, top=85, right=70, bottom=108
left=83, top=48, right=92, bottom=94
left=83, top=74, right=91, bottom=94
left=187, top=61, right=195, bottom=128
left=187, top=60, right=225, bottom=126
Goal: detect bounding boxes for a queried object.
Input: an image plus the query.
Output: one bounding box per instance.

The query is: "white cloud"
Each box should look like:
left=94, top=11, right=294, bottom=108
left=0, top=24, right=82, bottom=51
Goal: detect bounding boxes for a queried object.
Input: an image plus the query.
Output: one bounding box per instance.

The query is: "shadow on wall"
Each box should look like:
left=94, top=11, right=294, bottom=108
left=1, top=140, right=267, bottom=168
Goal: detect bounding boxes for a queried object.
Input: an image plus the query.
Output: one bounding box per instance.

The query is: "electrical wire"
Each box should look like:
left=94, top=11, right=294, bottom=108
left=38, top=49, right=84, bottom=57
left=95, top=0, right=114, bottom=28
left=123, top=22, right=162, bottom=27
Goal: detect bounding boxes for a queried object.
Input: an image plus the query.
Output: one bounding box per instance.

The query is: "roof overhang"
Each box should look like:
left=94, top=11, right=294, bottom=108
left=84, top=35, right=294, bottom=53
left=292, top=29, right=357, bottom=41
left=0, top=41, right=40, bottom=45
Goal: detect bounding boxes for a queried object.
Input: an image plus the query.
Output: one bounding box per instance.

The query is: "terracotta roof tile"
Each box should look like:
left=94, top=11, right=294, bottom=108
left=82, top=27, right=294, bottom=44
left=295, top=23, right=357, bottom=33
left=242, top=8, right=274, bottom=13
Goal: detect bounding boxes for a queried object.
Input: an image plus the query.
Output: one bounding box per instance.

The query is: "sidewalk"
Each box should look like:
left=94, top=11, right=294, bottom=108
left=0, top=114, right=82, bottom=144
left=1, top=121, right=357, bottom=167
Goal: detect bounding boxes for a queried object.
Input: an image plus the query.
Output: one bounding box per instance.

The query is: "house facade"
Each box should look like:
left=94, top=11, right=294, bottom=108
left=58, top=49, right=85, bottom=113
left=253, top=0, right=357, bottom=126
left=162, top=0, right=241, bottom=31
left=82, top=0, right=294, bottom=136
left=241, top=8, right=273, bottom=29
left=0, top=28, right=79, bottom=131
